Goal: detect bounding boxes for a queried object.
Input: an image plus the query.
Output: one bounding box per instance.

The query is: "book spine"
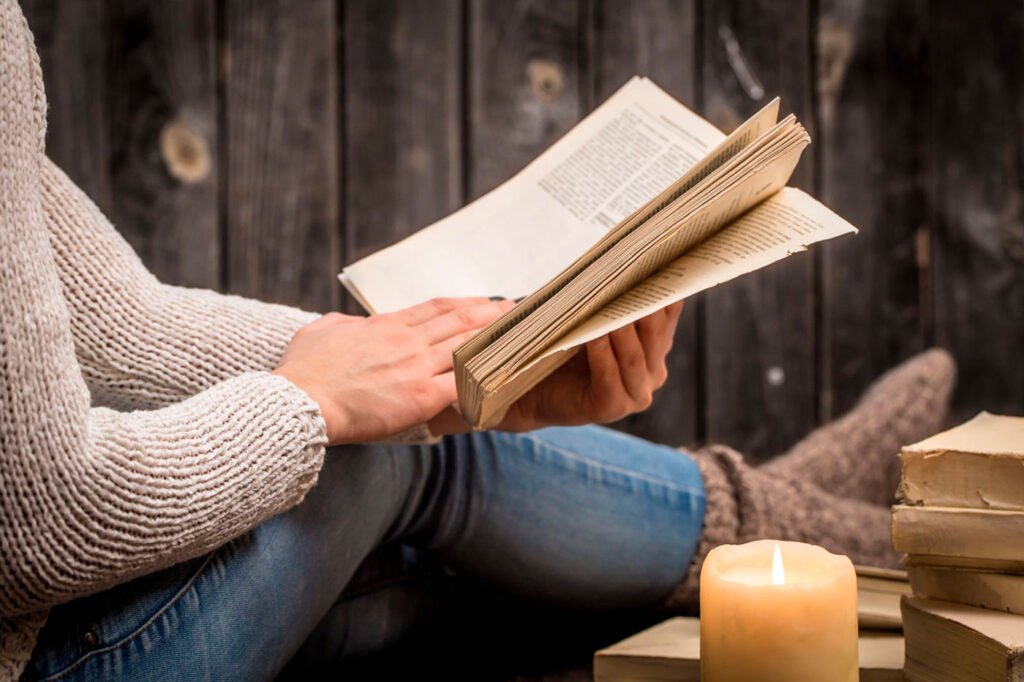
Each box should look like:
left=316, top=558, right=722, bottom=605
left=909, top=567, right=1024, bottom=616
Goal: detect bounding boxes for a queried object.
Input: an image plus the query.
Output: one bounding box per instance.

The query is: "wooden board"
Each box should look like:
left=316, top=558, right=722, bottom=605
left=106, top=0, right=219, bottom=289
left=700, top=0, right=818, bottom=460
left=817, top=0, right=929, bottom=420
left=588, top=0, right=701, bottom=447
left=929, top=0, right=1024, bottom=424
left=21, top=0, right=1024, bottom=453
left=467, top=0, right=584, bottom=199
left=22, top=0, right=110, bottom=209
left=223, top=0, right=340, bottom=312
left=342, top=0, right=463, bottom=312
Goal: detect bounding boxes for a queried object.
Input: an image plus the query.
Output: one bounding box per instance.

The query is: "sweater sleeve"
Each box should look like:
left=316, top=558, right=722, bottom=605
left=0, top=9, right=327, bottom=618
left=38, top=159, right=437, bottom=445
left=39, top=157, right=320, bottom=411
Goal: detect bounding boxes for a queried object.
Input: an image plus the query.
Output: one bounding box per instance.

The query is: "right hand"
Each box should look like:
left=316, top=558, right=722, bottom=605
left=273, top=297, right=515, bottom=445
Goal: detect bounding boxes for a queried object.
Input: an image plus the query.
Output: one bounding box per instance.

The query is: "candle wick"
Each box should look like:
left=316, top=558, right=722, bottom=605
left=771, top=543, right=785, bottom=585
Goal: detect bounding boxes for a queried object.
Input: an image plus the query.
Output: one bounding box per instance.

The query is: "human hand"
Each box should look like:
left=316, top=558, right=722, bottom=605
left=273, top=297, right=515, bottom=445
left=495, top=301, right=684, bottom=431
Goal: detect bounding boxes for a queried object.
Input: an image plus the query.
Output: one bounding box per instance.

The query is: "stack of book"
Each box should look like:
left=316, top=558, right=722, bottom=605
left=891, top=412, right=1024, bottom=681
left=593, top=566, right=909, bottom=681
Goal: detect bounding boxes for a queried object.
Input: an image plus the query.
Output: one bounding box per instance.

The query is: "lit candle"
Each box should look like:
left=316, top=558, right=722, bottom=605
left=700, top=539, right=859, bottom=681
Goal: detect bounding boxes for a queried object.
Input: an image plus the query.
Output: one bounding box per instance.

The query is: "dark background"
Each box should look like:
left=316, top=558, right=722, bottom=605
left=22, top=0, right=1024, bottom=461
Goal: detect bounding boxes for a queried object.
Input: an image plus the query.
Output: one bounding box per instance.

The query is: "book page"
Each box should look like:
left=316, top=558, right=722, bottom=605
left=339, top=77, right=724, bottom=313
left=491, top=132, right=809, bottom=376
left=541, top=188, right=856, bottom=355
left=455, top=100, right=784, bottom=426
left=454, top=97, right=781, bottom=368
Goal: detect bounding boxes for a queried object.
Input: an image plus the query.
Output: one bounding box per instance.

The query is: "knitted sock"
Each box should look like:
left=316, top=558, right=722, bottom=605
left=761, top=348, right=956, bottom=506
left=663, top=444, right=899, bottom=612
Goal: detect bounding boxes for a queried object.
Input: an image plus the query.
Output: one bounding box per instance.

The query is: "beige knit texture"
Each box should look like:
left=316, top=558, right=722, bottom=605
left=0, top=2, right=338, bottom=676
left=762, top=348, right=956, bottom=506
left=40, top=155, right=435, bottom=449
left=667, top=446, right=739, bottom=611
left=664, top=443, right=900, bottom=612
left=40, top=158, right=323, bottom=411
left=666, top=348, right=957, bottom=612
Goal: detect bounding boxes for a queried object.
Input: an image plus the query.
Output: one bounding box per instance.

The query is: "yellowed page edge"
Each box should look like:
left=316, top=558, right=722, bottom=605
left=543, top=187, right=857, bottom=354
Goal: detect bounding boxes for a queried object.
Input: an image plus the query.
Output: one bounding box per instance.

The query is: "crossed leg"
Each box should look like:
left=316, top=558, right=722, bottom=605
left=24, top=426, right=704, bottom=681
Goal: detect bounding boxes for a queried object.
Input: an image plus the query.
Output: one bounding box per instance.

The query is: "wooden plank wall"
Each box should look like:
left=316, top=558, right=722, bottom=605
left=23, top=0, right=1024, bottom=460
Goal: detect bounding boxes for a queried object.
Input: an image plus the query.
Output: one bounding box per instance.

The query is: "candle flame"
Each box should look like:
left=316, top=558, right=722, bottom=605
left=771, top=543, right=785, bottom=585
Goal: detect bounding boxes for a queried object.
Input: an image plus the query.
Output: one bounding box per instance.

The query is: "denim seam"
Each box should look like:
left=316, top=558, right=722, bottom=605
left=505, top=431, right=706, bottom=500
left=37, top=552, right=219, bottom=682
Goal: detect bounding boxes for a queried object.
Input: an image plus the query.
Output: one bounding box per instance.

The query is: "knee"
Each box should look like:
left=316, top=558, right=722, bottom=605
left=298, top=442, right=412, bottom=517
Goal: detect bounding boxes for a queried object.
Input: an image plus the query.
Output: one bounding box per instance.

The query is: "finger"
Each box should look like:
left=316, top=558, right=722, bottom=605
left=585, top=334, right=627, bottom=407
left=664, top=300, right=684, bottom=325
left=634, top=318, right=671, bottom=389
left=635, top=311, right=673, bottom=372
left=427, top=327, right=484, bottom=374
left=420, top=299, right=516, bottom=345
left=662, top=300, right=685, bottom=353
left=429, top=371, right=459, bottom=407
left=609, top=324, right=651, bottom=403
left=396, top=297, right=493, bottom=326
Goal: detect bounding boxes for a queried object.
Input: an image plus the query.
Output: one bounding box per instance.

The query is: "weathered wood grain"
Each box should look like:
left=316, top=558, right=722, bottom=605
left=21, top=0, right=1024, bottom=452
left=223, top=0, right=340, bottom=311
left=467, top=0, right=584, bottom=199
left=701, top=0, right=818, bottom=459
left=22, top=0, right=110, bottom=209
left=342, top=0, right=463, bottom=312
left=588, top=0, right=702, bottom=447
left=816, top=0, right=929, bottom=419
left=930, top=0, right=1024, bottom=423
left=106, top=0, right=219, bottom=289
left=586, top=0, right=697, bottom=109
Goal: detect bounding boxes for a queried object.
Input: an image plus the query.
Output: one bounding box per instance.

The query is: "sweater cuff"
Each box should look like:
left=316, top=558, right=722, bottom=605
left=94, top=370, right=331, bottom=553
left=202, top=371, right=329, bottom=505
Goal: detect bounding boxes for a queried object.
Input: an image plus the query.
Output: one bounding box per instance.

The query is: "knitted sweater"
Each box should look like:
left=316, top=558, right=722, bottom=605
left=0, top=2, right=372, bottom=676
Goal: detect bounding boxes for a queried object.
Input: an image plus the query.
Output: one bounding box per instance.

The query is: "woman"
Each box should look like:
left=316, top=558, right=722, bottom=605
left=0, top=2, right=953, bottom=680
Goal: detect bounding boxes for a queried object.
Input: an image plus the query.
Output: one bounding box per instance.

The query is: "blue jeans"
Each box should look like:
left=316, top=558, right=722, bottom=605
left=22, top=426, right=705, bottom=681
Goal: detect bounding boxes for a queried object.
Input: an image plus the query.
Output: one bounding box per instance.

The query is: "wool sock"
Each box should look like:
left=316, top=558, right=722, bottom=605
left=760, top=348, right=956, bottom=507
left=663, top=443, right=900, bottom=612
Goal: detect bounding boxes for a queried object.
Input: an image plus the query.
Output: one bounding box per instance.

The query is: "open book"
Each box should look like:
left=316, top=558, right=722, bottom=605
left=340, top=77, right=857, bottom=429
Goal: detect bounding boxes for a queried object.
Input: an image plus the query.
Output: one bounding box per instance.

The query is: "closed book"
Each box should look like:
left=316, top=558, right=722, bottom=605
left=902, top=596, right=1024, bottom=681
left=899, top=412, right=1024, bottom=511
left=909, top=566, right=1024, bottom=616
left=593, top=617, right=904, bottom=682
left=891, top=504, right=1024, bottom=563
left=906, top=554, right=1024, bottom=573
left=856, top=565, right=911, bottom=631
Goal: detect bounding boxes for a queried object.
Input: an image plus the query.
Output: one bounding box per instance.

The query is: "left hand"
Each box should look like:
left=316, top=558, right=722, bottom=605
left=427, top=301, right=684, bottom=434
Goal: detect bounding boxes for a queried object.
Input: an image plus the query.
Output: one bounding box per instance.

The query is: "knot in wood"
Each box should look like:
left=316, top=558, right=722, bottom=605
left=527, top=59, right=565, bottom=103
left=160, top=118, right=211, bottom=184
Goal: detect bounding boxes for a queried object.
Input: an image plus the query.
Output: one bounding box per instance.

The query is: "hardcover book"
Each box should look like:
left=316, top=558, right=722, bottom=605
left=902, top=597, right=1024, bottom=682
left=899, top=412, right=1024, bottom=511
